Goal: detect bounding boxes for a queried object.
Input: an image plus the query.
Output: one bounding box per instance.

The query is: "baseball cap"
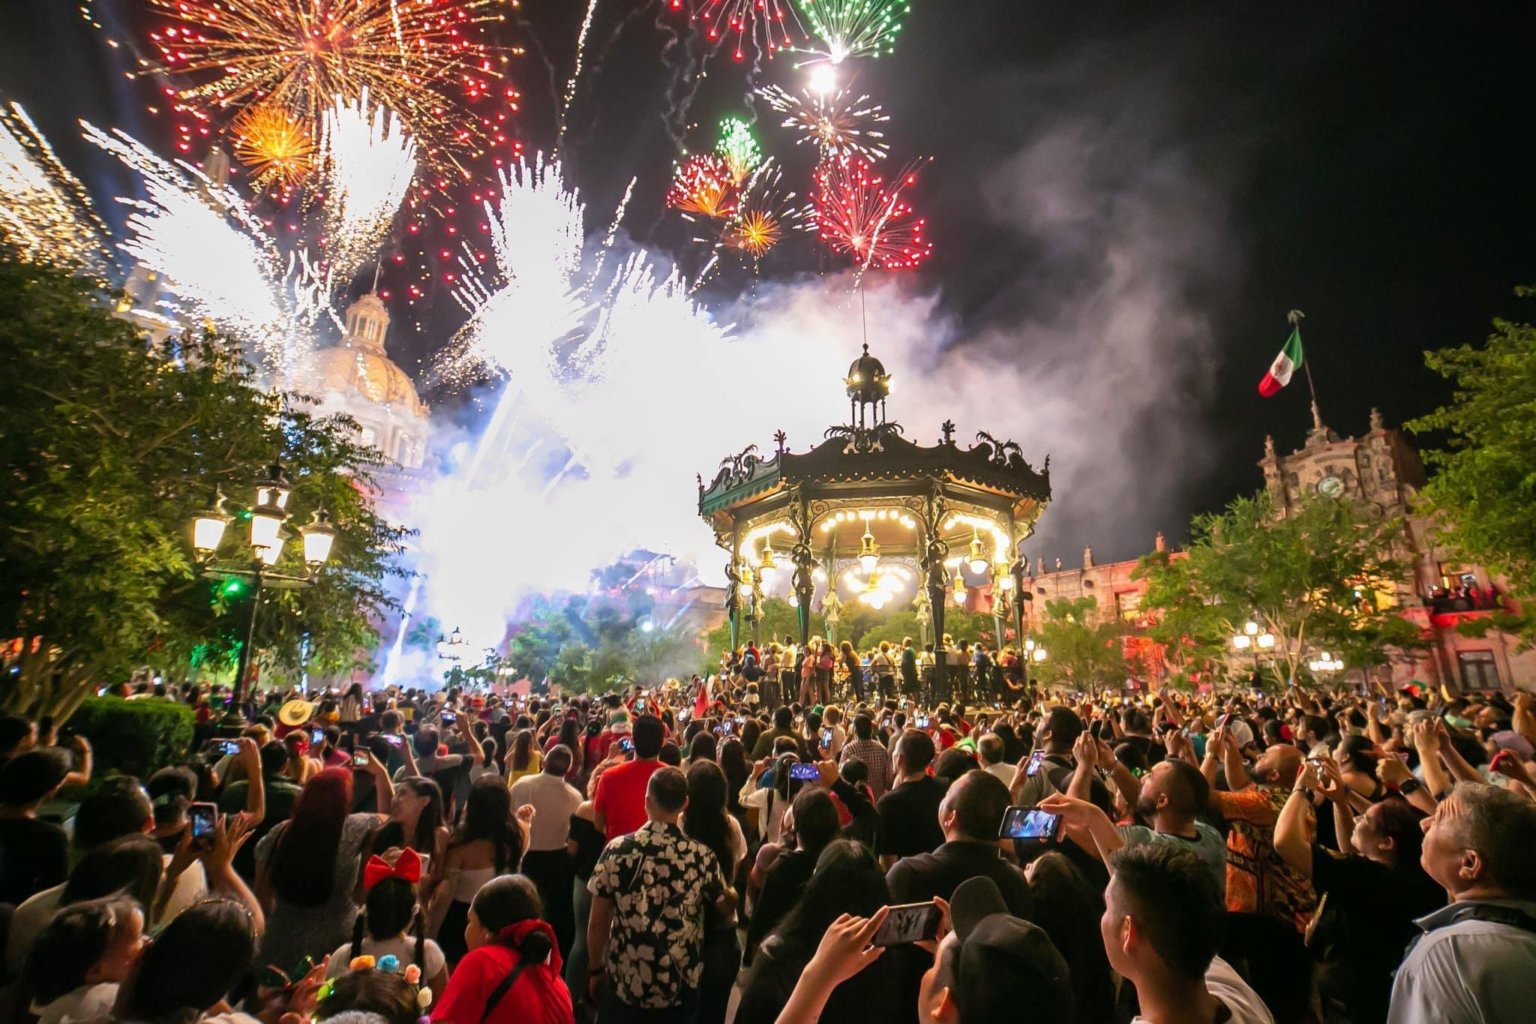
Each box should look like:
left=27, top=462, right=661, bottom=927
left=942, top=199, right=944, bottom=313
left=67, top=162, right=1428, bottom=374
left=943, top=877, right=1074, bottom=1023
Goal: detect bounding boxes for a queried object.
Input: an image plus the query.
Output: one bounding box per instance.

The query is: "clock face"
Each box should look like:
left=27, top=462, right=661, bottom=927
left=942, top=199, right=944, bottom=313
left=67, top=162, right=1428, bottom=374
left=1318, top=475, right=1344, bottom=498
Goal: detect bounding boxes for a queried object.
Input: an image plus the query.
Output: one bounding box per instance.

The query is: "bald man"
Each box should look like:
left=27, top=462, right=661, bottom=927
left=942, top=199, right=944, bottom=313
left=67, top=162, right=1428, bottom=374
left=1203, top=725, right=1315, bottom=934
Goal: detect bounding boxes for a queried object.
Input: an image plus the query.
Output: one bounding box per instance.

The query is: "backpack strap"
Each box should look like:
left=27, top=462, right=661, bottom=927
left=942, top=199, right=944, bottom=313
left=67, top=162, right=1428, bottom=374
left=479, top=959, right=530, bottom=1024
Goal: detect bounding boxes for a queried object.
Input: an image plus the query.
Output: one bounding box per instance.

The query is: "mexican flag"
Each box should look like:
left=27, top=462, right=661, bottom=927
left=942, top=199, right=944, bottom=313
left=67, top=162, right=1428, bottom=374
left=1258, top=326, right=1303, bottom=397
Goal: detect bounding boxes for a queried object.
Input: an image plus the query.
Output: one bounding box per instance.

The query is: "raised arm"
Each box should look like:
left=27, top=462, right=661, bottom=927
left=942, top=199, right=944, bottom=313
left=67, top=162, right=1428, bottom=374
left=1273, top=766, right=1317, bottom=878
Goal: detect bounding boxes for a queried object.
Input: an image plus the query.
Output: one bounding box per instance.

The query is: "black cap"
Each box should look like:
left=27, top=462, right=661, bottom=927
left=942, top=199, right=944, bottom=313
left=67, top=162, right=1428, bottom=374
left=945, top=876, right=1074, bottom=1022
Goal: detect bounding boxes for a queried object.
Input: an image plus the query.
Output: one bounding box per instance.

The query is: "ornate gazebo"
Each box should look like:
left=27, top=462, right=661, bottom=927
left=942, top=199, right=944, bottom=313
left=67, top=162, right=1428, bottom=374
left=698, top=344, right=1053, bottom=696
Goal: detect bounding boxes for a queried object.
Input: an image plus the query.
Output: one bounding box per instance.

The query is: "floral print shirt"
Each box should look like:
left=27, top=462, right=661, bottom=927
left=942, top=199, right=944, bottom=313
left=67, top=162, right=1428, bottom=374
left=588, top=820, right=727, bottom=1008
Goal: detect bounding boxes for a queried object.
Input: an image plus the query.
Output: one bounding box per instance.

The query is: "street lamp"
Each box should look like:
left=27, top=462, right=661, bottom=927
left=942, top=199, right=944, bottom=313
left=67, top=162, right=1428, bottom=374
left=188, top=459, right=337, bottom=727
left=1308, top=650, right=1341, bottom=680
left=1231, top=619, right=1275, bottom=685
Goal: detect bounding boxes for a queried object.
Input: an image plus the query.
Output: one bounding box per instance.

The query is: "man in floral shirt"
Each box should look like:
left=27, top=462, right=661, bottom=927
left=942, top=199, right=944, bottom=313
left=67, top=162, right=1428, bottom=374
left=586, top=766, right=735, bottom=1021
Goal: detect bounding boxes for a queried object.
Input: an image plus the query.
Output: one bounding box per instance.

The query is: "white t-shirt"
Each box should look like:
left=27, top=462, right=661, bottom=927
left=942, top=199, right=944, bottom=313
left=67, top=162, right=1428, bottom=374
left=1133, top=956, right=1273, bottom=1024
left=32, top=982, right=117, bottom=1024
left=326, top=934, right=446, bottom=984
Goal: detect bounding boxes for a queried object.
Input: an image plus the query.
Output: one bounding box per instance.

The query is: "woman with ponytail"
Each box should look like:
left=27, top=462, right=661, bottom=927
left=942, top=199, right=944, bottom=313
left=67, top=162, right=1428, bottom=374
left=430, top=874, right=573, bottom=1024
left=326, top=847, right=448, bottom=1001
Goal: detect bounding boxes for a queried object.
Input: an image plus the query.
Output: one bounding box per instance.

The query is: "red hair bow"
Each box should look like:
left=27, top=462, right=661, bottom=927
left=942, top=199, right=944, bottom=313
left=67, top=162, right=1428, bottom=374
left=363, top=846, right=423, bottom=891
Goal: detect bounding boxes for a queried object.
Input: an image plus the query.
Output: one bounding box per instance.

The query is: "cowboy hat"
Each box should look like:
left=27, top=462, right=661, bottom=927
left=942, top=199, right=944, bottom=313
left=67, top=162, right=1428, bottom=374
left=277, top=698, right=315, bottom=727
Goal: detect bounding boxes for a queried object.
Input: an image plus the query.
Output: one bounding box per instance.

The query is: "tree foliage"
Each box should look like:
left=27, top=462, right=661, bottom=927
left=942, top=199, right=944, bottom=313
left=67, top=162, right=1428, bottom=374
left=1408, top=293, right=1536, bottom=639
left=0, top=251, right=408, bottom=717
left=1028, top=596, right=1130, bottom=692
left=1134, top=491, right=1424, bottom=689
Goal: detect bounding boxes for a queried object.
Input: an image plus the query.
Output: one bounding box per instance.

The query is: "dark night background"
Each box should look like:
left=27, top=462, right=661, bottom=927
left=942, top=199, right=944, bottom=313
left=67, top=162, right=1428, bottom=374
left=5, top=1, right=1535, bottom=563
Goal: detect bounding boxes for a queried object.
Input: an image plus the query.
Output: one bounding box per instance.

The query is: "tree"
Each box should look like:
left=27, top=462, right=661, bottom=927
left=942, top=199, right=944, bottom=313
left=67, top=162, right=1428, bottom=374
left=1134, top=491, right=1424, bottom=689
left=0, top=251, right=408, bottom=717
left=1408, top=294, right=1536, bottom=640
left=703, top=598, right=822, bottom=662
left=1029, top=597, right=1130, bottom=692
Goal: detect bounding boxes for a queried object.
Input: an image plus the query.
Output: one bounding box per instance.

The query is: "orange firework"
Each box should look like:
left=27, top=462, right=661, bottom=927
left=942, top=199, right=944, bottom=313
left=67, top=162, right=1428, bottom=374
left=143, top=0, right=511, bottom=174
left=667, top=154, right=737, bottom=219
left=723, top=209, right=781, bottom=257
left=231, top=104, right=316, bottom=190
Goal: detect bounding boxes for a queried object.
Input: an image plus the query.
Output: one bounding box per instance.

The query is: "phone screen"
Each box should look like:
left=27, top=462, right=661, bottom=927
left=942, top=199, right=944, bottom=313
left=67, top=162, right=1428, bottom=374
left=872, top=902, right=942, bottom=947
left=189, top=803, right=217, bottom=841
left=310, top=729, right=325, bottom=746
left=352, top=751, right=370, bottom=768
left=998, top=807, right=1061, bottom=841
left=1025, top=750, right=1045, bottom=778
left=619, top=737, right=634, bottom=753
left=915, top=715, right=930, bottom=729
left=635, top=700, right=646, bottom=713
left=820, top=728, right=833, bottom=747
left=788, top=762, right=820, bottom=782
left=718, top=720, right=732, bottom=735
left=441, top=712, right=457, bottom=724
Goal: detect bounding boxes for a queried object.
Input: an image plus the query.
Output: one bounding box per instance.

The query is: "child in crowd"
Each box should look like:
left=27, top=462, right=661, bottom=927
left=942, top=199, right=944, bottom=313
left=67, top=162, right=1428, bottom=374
left=24, top=895, right=146, bottom=1024
left=328, top=848, right=448, bottom=1002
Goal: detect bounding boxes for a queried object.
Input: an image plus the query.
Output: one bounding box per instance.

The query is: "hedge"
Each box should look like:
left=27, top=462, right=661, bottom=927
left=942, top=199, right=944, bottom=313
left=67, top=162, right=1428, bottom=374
left=68, top=697, right=196, bottom=778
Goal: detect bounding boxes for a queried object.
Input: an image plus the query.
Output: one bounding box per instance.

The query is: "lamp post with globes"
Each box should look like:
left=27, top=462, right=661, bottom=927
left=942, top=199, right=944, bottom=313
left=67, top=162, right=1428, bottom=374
left=1230, top=619, right=1276, bottom=689
left=189, top=461, right=337, bottom=725
left=1308, top=650, right=1342, bottom=685
left=437, top=627, right=469, bottom=688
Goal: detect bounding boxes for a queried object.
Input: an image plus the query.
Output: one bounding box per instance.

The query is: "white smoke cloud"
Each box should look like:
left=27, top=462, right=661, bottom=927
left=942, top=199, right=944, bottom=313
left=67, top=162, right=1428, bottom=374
left=398, top=71, right=1236, bottom=653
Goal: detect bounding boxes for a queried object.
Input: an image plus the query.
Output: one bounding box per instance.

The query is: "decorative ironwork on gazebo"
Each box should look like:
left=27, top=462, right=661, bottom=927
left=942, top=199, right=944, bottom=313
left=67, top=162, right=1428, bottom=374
left=697, top=344, right=1053, bottom=697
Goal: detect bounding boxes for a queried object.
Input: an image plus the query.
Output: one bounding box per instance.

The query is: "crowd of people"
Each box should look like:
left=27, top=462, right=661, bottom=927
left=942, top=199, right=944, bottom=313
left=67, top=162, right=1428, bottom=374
left=1, top=655, right=1535, bottom=1024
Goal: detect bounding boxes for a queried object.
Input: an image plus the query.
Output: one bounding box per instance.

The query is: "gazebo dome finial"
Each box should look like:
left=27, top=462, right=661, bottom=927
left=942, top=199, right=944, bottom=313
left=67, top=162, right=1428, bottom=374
left=845, top=343, right=890, bottom=412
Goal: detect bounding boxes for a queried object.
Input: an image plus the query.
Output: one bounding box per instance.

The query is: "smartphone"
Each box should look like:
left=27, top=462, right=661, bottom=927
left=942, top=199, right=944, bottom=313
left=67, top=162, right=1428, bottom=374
left=188, top=802, right=218, bottom=842
left=998, top=806, right=1062, bottom=841
left=820, top=727, right=833, bottom=748
left=635, top=699, right=647, bottom=713
left=872, top=902, right=942, bottom=947
left=1218, top=713, right=1234, bottom=729
left=1024, top=750, right=1046, bottom=778
left=788, top=762, right=820, bottom=782
left=718, top=720, right=733, bottom=736
left=440, top=712, right=457, bottom=725
left=203, top=738, right=240, bottom=757
left=384, top=734, right=404, bottom=746
left=351, top=750, right=371, bottom=768
left=310, top=728, right=325, bottom=746
left=915, top=714, right=930, bottom=730
left=619, top=737, right=634, bottom=754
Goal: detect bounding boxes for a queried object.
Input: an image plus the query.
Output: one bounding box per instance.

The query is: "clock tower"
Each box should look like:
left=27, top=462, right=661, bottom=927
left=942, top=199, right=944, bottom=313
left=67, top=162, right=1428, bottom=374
left=1259, top=403, right=1425, bottom=518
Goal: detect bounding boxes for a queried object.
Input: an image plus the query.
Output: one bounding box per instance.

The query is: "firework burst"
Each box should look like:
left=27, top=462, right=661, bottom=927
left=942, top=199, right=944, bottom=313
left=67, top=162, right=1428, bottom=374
left=794, top=0, right=911, bottom=63
left=811, top=155, right=931, bottom=272
left=667, top=154, right=738, bottom=219
left=0, top=104, right=113, bottom=271
left=715, top=161, right=805, bottom=261
left=320, top=90, right=417, bottom=285
left=760, top=85, right=889, bottom=161
left=231, top=103, right=316, bottom=192
left=674, top=0, right=803, bottom=62
left=83, top=122, right=327, bottom=382
left=142, top=0, right=510, bottom=175
left=716, top=116, right=763, bottom=185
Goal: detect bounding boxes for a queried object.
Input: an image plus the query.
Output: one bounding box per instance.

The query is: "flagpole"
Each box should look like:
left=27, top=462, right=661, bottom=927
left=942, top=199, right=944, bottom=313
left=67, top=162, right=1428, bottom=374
left=1288, top=309, right=1323, bottom=430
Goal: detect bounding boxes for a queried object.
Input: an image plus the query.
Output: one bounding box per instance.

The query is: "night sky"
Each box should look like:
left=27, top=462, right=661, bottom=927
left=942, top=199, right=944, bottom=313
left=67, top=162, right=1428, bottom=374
left=5, top=1, right=1536, bottom=563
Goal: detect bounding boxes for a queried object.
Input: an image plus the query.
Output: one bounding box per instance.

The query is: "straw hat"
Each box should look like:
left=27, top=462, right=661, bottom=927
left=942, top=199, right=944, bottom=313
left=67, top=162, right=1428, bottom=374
left=277, top=698, right=315, bottom=727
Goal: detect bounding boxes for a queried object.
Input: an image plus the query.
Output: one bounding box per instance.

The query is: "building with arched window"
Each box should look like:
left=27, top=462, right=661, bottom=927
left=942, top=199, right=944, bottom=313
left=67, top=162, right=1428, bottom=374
left=311, top=290, right=429, bottom=470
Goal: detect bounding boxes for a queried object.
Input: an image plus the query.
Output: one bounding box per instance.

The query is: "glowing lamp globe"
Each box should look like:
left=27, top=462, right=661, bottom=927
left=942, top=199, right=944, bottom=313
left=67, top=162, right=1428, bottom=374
left=256, top=534, right=286, bottom=567
left=192, top=508, right=229, bottom=556
left=255, top=461, right=292, bottom=512
left=300, top=508, right=337, bottom=567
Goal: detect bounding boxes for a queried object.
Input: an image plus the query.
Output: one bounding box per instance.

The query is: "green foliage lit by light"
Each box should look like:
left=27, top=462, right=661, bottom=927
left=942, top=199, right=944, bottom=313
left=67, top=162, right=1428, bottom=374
left=1408, top=286, right=1536, bottom=642
left=715, top=117, right=764, bottom=184
left=794, top=0, right=912, bottom=63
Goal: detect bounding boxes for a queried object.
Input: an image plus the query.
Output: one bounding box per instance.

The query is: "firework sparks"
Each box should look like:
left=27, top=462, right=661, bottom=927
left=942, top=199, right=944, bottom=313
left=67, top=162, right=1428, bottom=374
left=674, top=0, right=803, bottom=62
left=716, top=161, right=804, bottom=261
left=320, top=90, right=417, bottom=285
left=715, top=116, right=764, bottom=185
left=0, top=104, right=113, bottom=270
left=811, top=154, right=931, bottom=272
left=231, top=104, right=316, bottom=192
left=83, top=122, right=324, bottom=382
left=760, top=85, right=889, bottom=161
left=667, top=154, right=738, bottom=219
left=142, top=0, right=510, bottom=175
left=794, top=0, right=911, bottom=63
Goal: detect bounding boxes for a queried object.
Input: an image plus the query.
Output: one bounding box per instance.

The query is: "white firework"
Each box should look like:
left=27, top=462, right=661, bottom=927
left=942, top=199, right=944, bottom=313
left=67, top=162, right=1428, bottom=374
left=760, top=84, right=889, bottom=161
left=320, top=89, right=417, bottom=286
left=0, top=103, right=112, bottom=270
left=83, top=122, right=326, bottom=383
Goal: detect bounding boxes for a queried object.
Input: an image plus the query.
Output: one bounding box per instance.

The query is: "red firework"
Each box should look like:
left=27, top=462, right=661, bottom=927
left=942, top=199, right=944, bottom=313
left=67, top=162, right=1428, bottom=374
left=667, top=154, right=739, bottom=219
left=811, top=155, right=931, bottom=271
left=670, top=0, right=802, bottom=62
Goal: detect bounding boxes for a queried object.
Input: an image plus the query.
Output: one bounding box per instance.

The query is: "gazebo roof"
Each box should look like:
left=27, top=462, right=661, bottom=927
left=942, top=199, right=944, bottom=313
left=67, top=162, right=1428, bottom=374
left=699, top=347, right=1051, bottom=542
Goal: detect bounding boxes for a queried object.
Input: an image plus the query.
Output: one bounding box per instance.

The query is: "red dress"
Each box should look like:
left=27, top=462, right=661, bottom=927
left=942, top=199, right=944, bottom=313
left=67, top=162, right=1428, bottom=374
left=431, top=922, right=573, bottom=1024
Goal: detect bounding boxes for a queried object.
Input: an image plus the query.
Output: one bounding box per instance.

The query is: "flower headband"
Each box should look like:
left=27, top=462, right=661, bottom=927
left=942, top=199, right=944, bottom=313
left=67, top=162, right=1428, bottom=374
left=315, top=954, right=431, bottom=1018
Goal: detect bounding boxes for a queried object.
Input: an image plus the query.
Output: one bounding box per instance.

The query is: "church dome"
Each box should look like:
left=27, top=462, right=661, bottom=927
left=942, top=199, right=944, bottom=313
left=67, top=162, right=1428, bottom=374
left=312, top=290, right=427, bottom=419
left=312, top=345, right=427, bottom=417
left=845, top=343, right=890, bottom=404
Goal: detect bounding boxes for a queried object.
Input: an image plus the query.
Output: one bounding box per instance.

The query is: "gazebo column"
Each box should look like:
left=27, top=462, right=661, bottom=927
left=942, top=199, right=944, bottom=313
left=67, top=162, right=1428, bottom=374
left=921, top=490, right=951, bottom=703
